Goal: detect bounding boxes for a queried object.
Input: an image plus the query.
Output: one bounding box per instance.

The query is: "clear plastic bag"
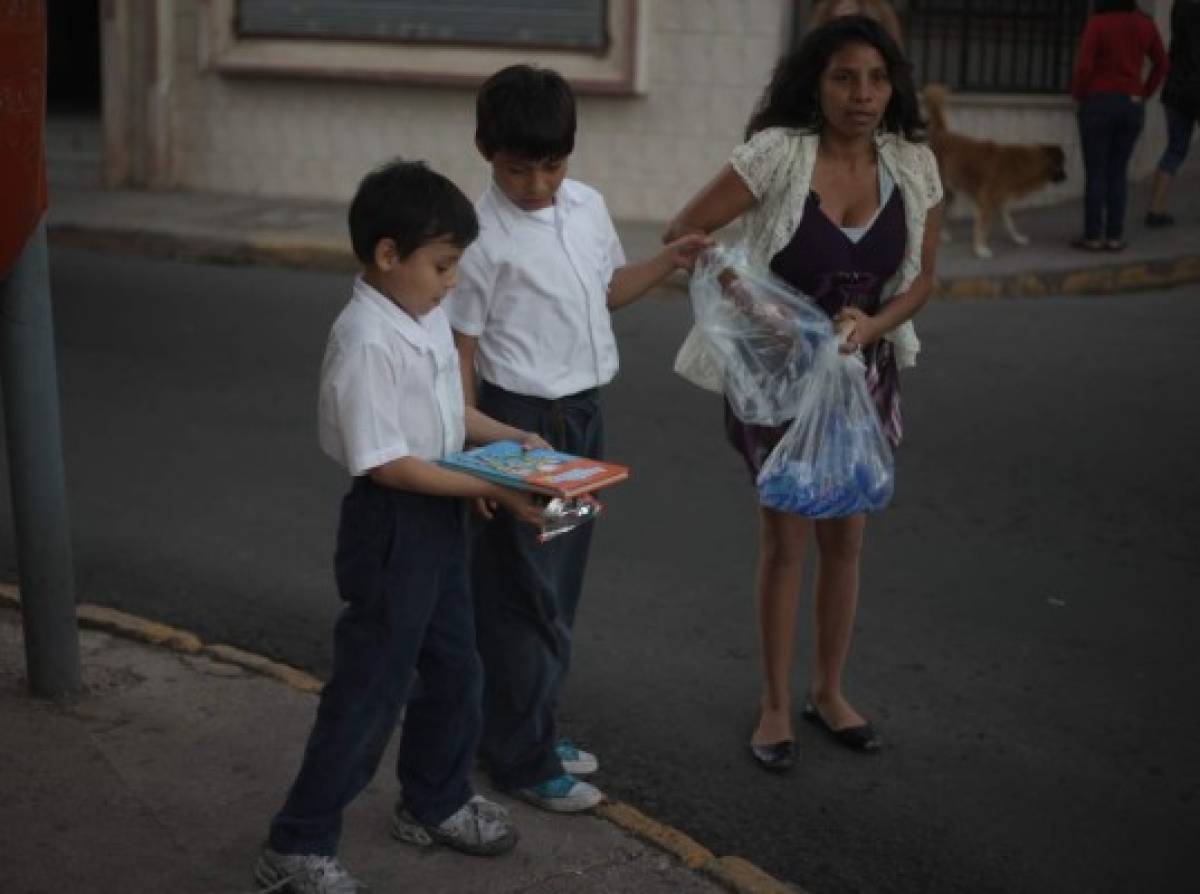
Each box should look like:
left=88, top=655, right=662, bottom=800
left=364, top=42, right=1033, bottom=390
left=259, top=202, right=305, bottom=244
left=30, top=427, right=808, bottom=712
left=688, top=246, right=831, bottom=426
left=688, top=246, right=894, bottom=518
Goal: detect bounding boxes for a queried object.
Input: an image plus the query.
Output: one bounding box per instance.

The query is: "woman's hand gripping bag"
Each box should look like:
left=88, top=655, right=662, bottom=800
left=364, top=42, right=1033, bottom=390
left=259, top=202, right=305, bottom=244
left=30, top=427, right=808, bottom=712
left=688, top=246, right=830, bottom=426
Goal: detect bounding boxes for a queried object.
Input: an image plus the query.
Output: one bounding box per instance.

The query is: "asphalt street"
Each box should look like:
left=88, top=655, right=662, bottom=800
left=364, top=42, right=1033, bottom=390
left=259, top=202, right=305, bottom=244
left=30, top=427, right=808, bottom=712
left=2, top=247, right=1198, bottom=893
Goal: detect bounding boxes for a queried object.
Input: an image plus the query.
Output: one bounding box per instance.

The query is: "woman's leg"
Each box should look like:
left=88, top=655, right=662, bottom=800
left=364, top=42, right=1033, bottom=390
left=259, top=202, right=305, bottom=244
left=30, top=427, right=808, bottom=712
left=1077, top=97, right=1111, bottom=241
left=751, top=504, right=811, bottom=745
left=1149, top=104, right=1197, bottom=218
left=1148, top=168, right=1173, bottom=216
left=1103, top=97, right=1145, bottom=242
left=808, top=514, right=868, bottom=730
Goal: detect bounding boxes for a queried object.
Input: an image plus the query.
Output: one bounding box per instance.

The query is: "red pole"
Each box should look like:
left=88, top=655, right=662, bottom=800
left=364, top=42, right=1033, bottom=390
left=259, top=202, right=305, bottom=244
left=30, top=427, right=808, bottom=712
left=1, top=0, right=49, bottom=275
left=1, top=0, right=82, bottom=699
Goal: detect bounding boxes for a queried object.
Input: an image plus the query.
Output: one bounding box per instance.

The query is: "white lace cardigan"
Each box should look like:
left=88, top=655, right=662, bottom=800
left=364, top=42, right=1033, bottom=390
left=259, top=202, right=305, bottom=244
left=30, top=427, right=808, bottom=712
left=675, top=127, right=944, bottom=392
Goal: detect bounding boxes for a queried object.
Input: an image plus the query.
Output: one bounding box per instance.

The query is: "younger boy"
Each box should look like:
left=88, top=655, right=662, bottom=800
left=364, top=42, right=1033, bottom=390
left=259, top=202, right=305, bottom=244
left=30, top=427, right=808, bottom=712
left=446, top=65, right=709, bottom=813
left=255, top=159, right=548, bottom=893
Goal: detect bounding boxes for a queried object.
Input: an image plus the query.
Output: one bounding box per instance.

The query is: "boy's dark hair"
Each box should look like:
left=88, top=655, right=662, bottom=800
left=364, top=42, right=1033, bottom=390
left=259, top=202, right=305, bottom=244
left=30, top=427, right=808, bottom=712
left=746, top=14, right=925, bottom=142
left=475, top=64, right=576, bottom=160
left=348, top=159, right=479, bottom=265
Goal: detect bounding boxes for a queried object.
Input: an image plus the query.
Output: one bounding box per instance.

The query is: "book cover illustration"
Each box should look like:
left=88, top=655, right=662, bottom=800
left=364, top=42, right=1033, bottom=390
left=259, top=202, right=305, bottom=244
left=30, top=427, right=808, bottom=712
left=440, top=440, right=629, bottom=499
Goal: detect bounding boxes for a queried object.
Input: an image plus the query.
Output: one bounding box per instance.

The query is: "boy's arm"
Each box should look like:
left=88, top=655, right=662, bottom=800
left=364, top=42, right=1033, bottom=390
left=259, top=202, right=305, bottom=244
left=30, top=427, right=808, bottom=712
left=452, top=330, right=551, bottom=450
left=464, top=406, right=550, bottom=451
left=368, top=456, right=545, bottom=525
left=453, top=330, right=478, bottom=407
left=607, top=233, right=711, bottom=311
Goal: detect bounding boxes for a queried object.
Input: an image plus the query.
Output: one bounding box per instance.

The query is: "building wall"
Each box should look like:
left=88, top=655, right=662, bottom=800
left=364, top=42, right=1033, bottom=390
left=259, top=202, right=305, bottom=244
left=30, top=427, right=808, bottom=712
left=124, top=0, right=1173, bottom=221
left=166, top=0, right=789, bottom=220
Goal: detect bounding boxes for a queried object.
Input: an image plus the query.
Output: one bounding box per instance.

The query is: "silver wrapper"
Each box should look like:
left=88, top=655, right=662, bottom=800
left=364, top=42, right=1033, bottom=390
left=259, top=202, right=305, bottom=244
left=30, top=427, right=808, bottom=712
left=539, top=496, right=603, bottom=542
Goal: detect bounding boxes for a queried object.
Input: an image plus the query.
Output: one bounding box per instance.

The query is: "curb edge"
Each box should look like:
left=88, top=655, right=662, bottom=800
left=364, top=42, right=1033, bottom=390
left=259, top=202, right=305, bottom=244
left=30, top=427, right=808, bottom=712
left=0, top=584, right=801, bottom=894
left=47, top=223, right=1200, bottom=301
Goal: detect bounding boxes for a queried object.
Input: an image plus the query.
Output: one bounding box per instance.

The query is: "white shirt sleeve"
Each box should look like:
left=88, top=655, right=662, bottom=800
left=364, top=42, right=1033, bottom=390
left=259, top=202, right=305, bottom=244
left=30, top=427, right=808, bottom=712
left=596, top=194, right=626, bottom=283
left=917, top=143, right=945, bottom=209
left=319, top=339, right=410, bottom=476
left=444, top=240, right=494, bottom=338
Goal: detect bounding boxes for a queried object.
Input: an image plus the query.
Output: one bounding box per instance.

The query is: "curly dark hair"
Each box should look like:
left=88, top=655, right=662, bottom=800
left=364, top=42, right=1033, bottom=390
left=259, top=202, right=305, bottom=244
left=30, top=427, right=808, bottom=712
left=745, top=14, right=924, bottom=141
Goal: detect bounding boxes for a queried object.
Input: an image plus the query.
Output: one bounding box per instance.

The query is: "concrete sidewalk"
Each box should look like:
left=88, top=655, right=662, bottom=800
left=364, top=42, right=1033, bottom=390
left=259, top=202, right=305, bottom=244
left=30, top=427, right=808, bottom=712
left=0, top=589, right=795, bottom=894
left=45, top=171, right=1200, bottom=298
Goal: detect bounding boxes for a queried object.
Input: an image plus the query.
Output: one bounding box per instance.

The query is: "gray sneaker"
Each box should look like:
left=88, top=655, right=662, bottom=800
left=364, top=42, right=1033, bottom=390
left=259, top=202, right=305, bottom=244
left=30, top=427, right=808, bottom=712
left=254, top=848, right=366, bottom=893
left=391, top=794, right=518, bottom=856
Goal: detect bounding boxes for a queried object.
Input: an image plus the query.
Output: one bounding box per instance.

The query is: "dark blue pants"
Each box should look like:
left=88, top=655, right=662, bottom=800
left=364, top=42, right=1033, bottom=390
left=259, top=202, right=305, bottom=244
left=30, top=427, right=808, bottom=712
left=470, top=381, right=603, bottom=791
left=1078, top=93, right=1145, bottom=241
left=268, top=479, right=482, bottom=856
left=1157, top=101, right=1197, bottom=176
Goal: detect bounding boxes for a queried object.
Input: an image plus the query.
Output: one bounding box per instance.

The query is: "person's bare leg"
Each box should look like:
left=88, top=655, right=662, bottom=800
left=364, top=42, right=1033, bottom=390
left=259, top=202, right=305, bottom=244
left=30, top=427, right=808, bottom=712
left=751, top=506, right=810, bottom=745
left=808, top=515, right=868, bottom=730
left=1148, top=168, right=1172, bottom=215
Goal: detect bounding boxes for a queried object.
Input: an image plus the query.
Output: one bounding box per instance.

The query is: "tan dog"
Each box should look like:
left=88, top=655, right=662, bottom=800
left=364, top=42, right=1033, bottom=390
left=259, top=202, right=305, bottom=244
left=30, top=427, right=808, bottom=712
left=922, top=84, right=1066, bottom=258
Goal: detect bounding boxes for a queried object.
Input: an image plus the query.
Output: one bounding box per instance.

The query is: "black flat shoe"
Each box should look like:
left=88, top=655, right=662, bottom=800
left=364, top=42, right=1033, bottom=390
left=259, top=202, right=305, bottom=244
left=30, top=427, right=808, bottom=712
left=749, top=740, right=796, bottom=772
left=801, top=700, right=882, bottom=753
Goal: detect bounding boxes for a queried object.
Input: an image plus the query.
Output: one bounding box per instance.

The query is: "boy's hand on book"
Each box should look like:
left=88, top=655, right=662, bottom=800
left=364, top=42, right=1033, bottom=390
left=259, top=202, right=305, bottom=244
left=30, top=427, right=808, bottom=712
left=519, top=431, right=552, bottom=452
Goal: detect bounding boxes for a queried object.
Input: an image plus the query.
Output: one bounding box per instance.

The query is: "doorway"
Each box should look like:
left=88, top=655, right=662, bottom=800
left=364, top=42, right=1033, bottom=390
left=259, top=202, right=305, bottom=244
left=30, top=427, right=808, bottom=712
left=45, top=0, right=102, bottom=187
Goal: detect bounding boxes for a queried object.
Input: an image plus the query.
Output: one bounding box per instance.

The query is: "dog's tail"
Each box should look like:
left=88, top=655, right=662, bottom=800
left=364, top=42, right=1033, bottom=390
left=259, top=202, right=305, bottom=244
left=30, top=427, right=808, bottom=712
left=922, top=83, right=949, bottom=138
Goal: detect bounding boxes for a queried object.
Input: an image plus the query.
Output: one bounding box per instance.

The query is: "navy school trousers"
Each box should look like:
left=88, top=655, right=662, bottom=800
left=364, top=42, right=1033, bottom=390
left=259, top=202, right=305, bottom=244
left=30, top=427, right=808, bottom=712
left=268, top=478, right=482, bottom=856
left=471, top=380, right=603, bottom=790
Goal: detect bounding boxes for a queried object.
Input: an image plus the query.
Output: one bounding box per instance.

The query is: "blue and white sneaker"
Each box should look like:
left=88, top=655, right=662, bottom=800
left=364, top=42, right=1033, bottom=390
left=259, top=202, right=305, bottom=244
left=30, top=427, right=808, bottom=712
left=515, top=773, right=602, bottom=813
left=555, top=737, right=599, bottom=776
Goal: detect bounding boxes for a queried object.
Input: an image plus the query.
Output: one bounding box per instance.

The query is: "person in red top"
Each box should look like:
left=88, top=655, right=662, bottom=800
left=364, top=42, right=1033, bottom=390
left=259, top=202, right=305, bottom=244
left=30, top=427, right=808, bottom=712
left=1070, top=0, right=1168, bottom=251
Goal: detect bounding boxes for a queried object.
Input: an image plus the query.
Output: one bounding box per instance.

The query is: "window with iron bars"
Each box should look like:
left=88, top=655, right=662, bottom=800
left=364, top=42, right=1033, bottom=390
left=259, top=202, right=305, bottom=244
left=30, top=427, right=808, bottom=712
left=906, top=0, right=1090, bottom=94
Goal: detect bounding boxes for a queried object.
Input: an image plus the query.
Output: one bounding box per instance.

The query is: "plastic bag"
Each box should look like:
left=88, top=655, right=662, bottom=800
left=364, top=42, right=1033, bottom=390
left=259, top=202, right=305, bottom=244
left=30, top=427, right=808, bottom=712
left=688, top=246, right=831, bottom=426
left=688, top=246, right=894, bottom=518
left=755, top=350, right=894, bottom=517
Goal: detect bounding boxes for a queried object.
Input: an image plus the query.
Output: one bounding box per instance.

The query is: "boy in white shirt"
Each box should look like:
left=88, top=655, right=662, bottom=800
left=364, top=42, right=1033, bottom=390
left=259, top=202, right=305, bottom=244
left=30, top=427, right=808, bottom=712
left=255, top=160, right=549, bottom=894
left=446, top=65, right=709, bottom=814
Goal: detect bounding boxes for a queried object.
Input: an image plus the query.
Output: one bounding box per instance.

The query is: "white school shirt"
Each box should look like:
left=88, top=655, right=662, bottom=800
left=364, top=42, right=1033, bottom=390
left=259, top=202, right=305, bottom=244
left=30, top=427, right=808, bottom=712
left=445, top=178, right=626, bottom=399
left=318, top=277, right=465, bottom=476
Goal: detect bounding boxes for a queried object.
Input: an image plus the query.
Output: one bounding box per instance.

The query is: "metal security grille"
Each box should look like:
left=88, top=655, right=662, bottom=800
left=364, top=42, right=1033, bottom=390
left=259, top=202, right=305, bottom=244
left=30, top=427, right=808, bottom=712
left=907, top=0, right=1090, bottom=94
left=236, top=0, right=609, bottom=51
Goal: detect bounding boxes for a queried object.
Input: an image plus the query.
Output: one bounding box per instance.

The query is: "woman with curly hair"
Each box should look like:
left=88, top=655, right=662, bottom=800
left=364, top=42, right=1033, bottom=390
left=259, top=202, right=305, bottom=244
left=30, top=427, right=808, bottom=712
left=665, top=15, right=942, bottom=771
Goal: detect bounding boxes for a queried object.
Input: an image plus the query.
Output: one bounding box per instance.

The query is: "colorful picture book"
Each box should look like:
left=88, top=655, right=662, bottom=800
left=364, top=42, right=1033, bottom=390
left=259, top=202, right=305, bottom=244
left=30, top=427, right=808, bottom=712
left=440, top=441, right=629, bottom=499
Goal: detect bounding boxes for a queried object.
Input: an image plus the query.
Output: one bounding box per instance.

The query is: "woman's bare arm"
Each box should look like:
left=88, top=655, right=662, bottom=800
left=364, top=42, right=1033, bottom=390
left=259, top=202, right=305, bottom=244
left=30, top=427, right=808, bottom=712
left=663, top=164, right=757, bottom=242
